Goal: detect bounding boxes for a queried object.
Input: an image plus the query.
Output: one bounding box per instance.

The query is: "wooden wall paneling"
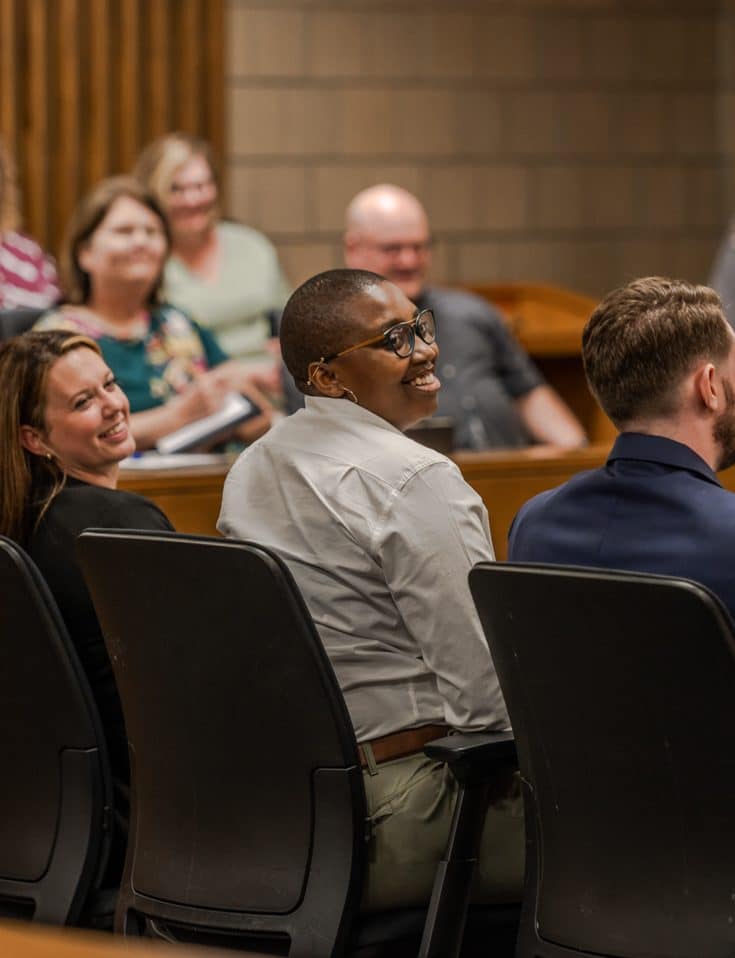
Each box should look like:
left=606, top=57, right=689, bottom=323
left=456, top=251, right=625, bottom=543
left=85, top=0, right=112, bottom=186
left=146, top=0, right=172, bottom=140
left=23, top=0, right=50, bottom=247
left=175, top=0, right=203, bottom=133
left=118, top=0, right=142, bottom=173
left=55, top=0, right=82, bottom=250
left=0, top=0, right=19, bottom=155
left=0, top=0, right=225, bottom=254
left=204, top=0, right=225, bottom=172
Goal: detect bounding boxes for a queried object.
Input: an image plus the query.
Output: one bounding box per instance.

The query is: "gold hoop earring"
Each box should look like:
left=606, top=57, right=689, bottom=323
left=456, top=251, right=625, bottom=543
left=306, top=362, right=321, bottom=388
left=341, top=387, right=358, bottom=404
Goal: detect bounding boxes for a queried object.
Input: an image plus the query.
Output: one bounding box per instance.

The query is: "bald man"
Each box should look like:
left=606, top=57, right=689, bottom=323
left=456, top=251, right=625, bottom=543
left=344, top=184, right=586, bottom=450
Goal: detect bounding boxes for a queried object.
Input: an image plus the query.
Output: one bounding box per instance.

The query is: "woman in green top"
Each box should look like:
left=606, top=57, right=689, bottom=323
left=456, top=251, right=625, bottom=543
left=36, top=176, right=271, bottom=450
left=134, top=133, right=290, bottom=396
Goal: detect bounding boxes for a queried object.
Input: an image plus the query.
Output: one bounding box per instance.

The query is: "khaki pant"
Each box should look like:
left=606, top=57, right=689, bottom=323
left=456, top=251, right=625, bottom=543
left=360, top=751, right=525, bottom=913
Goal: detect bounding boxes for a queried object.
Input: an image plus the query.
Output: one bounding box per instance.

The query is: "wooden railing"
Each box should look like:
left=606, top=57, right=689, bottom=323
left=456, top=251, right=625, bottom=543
left=118, top=445, right=607, bottom=560
left=119, top=447, right=735, bottom=562
left=454, top=443, right=612, bottom=558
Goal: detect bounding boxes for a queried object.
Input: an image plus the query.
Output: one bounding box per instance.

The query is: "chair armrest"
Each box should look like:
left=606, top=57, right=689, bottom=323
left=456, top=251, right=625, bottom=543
left=424, top=731, right=517, bottom=786
left=416, top=731, right=519, bottom=955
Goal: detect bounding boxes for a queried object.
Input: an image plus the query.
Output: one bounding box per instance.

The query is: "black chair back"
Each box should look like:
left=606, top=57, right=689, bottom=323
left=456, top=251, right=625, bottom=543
left=0, top=308, right=45, bottom=340
left=470, top=562, right=735, bottom=958
left=78, top=530, right=366, bottom=956
left=0, top=536, right=112, bottom=924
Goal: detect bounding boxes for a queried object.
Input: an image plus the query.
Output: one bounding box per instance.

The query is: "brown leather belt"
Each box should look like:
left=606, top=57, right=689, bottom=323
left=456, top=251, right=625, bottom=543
left=358, top=724, right=449, bottom=769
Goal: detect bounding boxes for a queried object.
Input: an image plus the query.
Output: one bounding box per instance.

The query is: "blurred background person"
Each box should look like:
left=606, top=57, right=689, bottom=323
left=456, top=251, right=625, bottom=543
left=0, top=137, right=59, bottom=310
left=134, top=133, right=290, bottom=396
left=344, top=184, right=587, bottom=450
left=36, top=176, right=271, bottom=450
left=0, top=330, right=174, bottom=919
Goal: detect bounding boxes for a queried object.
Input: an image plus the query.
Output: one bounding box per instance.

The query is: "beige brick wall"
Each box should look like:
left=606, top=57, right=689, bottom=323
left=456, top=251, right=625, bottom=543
left=225, top=0, right=726, bottom=298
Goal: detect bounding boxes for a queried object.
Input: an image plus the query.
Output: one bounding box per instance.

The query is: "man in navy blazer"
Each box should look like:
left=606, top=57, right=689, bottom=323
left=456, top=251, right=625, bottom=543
left=509, top=275, right=735, bottom=623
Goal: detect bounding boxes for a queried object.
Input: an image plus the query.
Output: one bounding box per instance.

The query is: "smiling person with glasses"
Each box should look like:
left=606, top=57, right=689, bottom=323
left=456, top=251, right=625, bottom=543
left=305, top=304, right=440, bottom=430
left=134, top=133, right=291, bottom=397
left=35, top=176, right=272, bottom=450
left=219, top=269, right=523, bottom=914
left=318, top=306, right=436, bottom=362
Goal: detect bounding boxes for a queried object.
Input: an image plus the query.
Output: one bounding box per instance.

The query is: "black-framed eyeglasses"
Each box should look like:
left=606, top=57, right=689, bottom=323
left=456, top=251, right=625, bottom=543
left=320, top=308, right=437, bottom=364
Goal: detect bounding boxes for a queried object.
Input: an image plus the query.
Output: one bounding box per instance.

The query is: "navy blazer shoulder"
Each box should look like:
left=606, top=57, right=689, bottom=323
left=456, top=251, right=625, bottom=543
left=508, top=432, right=735, bottom=623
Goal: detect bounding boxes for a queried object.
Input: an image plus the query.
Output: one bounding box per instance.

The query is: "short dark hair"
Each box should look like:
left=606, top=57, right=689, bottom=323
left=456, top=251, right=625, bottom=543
left=280, top=268, right=387, bottom=393
left=583, top=276, right=730, bottom=427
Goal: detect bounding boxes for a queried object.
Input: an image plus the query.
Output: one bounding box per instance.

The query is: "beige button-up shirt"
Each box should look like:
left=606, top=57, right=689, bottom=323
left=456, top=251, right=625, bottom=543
left=218, top=396, right=509, bottom=741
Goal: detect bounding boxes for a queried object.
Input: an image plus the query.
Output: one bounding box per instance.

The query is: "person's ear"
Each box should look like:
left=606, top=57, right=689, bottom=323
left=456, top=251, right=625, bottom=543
left=77, top=240, right=94, bottom=274
left=19, top=424, right=50, bottom=458
left=307, top=362, right=347, bottom=399
left=695, top=363, right=719, bottom=411
left=343, top=231, right=361, bottom=267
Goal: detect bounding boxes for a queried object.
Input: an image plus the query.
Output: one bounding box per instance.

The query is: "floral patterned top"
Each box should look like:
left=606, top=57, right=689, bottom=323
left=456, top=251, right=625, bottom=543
left=35, top=303, right=228, bottom=412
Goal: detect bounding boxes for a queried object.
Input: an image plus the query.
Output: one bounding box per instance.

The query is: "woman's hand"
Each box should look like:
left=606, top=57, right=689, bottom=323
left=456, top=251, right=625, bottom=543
left=199, top=364, right=274, bottom=443
left=173, top=372, right=232, bottom=422
left=129, top=365, right=274, bottom=450
left=208, top=360, right=273, bottom=394
left=129, top=374, right=231, bottom=449
left=248, top=364, right=284, bottom=397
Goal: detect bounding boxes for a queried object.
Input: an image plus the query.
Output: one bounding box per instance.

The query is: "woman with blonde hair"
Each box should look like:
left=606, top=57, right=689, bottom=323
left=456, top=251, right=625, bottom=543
left=36, top=175, right=271, bottom=448
left=0, top=330, right=174, bottom=915
left=134, top=132, right=289, bottom=393
left=0, top=137, right=59, bottom=309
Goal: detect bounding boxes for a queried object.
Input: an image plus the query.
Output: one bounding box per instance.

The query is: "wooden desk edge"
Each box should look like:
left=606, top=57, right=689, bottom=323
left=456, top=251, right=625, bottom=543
left=118, top=444, right=615, bottom=492
left=118, top=441, right=735, bottom=565
left=452, top=442, right=612, bottom=477
left=0, top=918, right=271, bottom=957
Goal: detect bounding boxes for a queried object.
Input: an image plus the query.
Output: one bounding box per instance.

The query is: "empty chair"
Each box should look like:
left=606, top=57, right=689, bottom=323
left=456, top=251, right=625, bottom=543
left=0, top=536, right=112, bottom=924
left=78, top=530, right=518, bottom=957
left=470, top=562, right=735, bottom=958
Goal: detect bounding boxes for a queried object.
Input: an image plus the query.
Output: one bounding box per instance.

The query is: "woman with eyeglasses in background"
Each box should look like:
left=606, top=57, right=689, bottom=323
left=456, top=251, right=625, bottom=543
left=134, top=133, right=290, bottom=398
left=35, top=176, right=271, bottom=449
left=218, top=269, right=523, bottom=916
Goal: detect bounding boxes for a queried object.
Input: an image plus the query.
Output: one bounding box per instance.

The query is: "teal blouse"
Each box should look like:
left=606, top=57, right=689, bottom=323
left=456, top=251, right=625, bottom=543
left=35, top=303, right=228, bottom=413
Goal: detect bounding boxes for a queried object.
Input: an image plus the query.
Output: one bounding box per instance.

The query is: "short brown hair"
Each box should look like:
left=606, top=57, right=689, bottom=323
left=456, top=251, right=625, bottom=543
left=134, top=132, right=220, bottom=212
left=583, top=276, right=731, bottom=428
left=61, top=175, right=171, bottom=305
left=0, top=331, right=101, bottom=543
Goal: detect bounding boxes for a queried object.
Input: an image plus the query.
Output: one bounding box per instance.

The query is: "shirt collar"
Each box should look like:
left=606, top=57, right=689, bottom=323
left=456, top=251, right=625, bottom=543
left=303, top=394, right=405, bottom=437
left=608, top=432, right=721, bottom=486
